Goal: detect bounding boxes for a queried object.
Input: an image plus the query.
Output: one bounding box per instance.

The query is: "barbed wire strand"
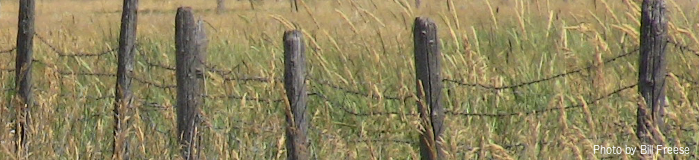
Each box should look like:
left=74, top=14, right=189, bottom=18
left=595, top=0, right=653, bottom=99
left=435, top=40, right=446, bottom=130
left=35, top=33, right=117, bottom=57
left=443, top=48, right=639, bottom=90
left=142, top=58, right=277, bottom=83
left=204, top=93, right=284, bottom=103
left=142, top=59, right=176, bottom=71
left=674, top=75, right=699, bottom=85
left=55, top=69, right=178, bottom=89
left=59, top=93, right=115, bottom=101
left=132, top=75, right=177, bottom=89
left=309, top=125, right=417, bottom=145
left=57, top=70, right=116, bottom=77
left=446, top=83, right=638, bottom=117
left=0, top=47, right=15, bottom=54
left=201, top=61, right=282, bottom=83
left=310, top=77, right=411, bottom=101
left=667, top=40, right=699, bottom=57
left=310, top=92, right=417, bottom=116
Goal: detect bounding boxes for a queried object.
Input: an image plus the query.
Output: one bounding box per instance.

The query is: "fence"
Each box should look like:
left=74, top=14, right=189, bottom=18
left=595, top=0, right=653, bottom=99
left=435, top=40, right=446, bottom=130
left=1, top=0, right=699, bottom=159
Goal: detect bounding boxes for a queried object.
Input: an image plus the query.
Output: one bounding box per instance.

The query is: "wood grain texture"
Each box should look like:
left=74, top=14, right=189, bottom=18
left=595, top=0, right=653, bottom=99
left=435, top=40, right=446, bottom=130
left=283, top=30, right=309, bottom=160
left=113, top=0, right=138, bottom=159
left=413, top=17, right=444, bottom=160
left=175, top=7, right=207, bottom=160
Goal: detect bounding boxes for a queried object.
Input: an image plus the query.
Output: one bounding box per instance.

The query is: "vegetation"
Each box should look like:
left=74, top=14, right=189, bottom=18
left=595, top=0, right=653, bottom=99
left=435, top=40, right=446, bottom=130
left=0, top=0, right=697, bottom=159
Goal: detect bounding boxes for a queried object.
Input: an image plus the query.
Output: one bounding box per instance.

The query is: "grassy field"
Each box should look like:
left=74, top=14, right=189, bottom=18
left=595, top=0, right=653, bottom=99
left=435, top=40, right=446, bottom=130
left=0, top=0, right=698, bottom=159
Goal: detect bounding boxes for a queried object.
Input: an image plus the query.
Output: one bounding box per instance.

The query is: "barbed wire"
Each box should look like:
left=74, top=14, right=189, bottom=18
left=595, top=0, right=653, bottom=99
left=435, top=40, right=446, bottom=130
left=446, top=83, right=637, bottom=117
left=65, top=92, right=174, bottom=112
left=347, top=138, right=416, bottom=145
left=310, top=92, right=417, bottom=116
left=667, top=40, right=699, bottom=57
left=674, top=75, right=699, bottom=85
left=309, top=124, right=417, bottom=145
left=0, top=47, right=15, bottom=54
left=55, top=69, right=178, bottom=89
left=222, top=76, right=277, bottom=83
left=136, top=44, right=281, bottom=84
left=32, top=59, right=47, bottom=65
left=310, top=77, right=412, bottom=101
left=0, top=59, right=47, bottom=70
left=142, top=58, right=278, bottom=84
left=35, top=33, right=117, bottom=57
left=59, top=93, right=115, bottom=101
left=56, top=70, right=116, bottom=77
left=204, top=93, right=284, bottom=103
left=443, top=48, right=639, bottom=90
left=142, top=59, right=176, bottom=71
left=132, top=75, right=177, bottom=89
left=207, top=65, right=277, bottom=83
left=49, top=60, right=646, bottom=118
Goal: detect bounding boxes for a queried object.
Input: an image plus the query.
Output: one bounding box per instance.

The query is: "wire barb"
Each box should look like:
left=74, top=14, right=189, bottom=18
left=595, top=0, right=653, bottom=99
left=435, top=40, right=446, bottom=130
left=0, top=47, right=16, bottom=54
left=310, top=77, right=411, bottom=101
left=667, top=40, right=699, bottom=57
left=310, top=92, right=417, bottom=116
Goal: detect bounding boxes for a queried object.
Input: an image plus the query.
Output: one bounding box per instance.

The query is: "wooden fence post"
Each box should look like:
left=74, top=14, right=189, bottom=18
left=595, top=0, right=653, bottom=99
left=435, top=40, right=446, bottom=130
left=413, top=17, right=444, bottom=160
left=283, top=30, right=309, bottom=160
left=175, top=7, right=208, bottom=160
left=113, top=0, right=138, bottom=159
left=15, top=0, right=35, bottom=151
left=637, top=0, right=667, bottom=158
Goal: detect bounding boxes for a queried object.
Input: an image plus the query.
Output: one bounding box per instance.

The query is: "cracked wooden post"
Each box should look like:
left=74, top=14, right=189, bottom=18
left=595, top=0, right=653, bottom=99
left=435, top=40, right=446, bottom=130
left=283, top=30, right=309, bottom=160
left=413, top=17, right=445, bottom=160
left=637, top=0, right=667, bottom=158
left=175, top=7, right=208, bottom=160
left=15, top=0, right=35, bottom=152
left=113, top=0, right=138, bottom=159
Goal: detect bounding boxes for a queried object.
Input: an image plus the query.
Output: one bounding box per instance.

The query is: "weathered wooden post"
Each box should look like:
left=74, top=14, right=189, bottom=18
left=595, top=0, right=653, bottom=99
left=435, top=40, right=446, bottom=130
left=15, top=0, right=35, bottom=151
left=283, top=30, right=309, bottom=160
left=413, top=17, right=445, bottom=160
left=113, top=0, right=138, bottom=159
left=637, top=0, right=667, bottom=158
left=175, top=7, right=208, bottom=160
